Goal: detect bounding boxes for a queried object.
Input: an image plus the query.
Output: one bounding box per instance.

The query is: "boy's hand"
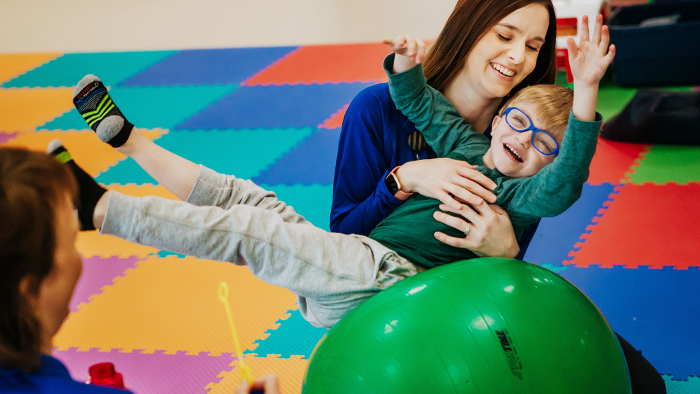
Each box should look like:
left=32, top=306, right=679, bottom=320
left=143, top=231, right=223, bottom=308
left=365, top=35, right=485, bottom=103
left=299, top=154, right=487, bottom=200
left=566, top=14, right=616, bottom=88
left=383, top=35, right=426, bottom=74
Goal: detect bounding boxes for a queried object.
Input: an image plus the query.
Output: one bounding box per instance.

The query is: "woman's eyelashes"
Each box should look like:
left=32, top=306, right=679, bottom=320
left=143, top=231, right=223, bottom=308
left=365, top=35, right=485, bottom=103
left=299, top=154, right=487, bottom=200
left=495, top=31, right=540, bottom=52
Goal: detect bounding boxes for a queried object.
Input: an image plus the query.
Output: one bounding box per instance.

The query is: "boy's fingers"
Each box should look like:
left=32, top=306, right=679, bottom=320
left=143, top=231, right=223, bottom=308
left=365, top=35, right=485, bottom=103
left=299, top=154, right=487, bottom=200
left=599, top=25, right=610, bottom=54
left=591, top=14, right=603, bottom=45
left=566, top=37, right=578, bottom=62
left=580, top=15, right=590, bottom=42
left=605, top=44, right=616, bottom=63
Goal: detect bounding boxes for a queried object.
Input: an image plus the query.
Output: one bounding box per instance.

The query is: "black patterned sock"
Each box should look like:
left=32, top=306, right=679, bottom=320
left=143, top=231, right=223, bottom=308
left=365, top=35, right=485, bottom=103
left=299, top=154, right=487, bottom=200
left=73, top=75, right=134, bottom=148
left=48, top=139, right=107, bottom=231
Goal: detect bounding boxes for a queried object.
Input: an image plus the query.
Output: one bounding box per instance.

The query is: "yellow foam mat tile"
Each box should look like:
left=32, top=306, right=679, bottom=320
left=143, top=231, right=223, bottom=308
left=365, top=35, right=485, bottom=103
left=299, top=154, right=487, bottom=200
left=0, top=53, right=62, bottom=84
left=76, top=231, right=161, bottom=259
left=2, top=129, right=166, bottom=176
left=109, top=184, right=180, bottom=201
left=0, top=87, right=74, bottom=132
left=54, top=255, right=298, bottom=355
left=206, top=355, right=309, bottom=394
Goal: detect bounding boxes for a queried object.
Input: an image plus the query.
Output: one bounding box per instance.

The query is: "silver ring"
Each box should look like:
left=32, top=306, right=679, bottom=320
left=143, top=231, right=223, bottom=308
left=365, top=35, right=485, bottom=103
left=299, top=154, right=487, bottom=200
left=464, top=222, right=471, bottom=237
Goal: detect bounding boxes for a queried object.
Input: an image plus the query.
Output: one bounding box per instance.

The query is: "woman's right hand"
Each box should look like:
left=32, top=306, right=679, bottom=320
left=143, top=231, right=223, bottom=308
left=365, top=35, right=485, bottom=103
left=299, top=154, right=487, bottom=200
left=396, top=158, right=498, bottom=210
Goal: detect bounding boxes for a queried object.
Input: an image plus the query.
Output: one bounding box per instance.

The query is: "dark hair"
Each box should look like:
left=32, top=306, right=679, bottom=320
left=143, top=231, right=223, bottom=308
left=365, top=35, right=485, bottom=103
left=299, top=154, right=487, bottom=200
left=423, top=0, right=557, bottom=98
left=0, top=147, right=77, bottom=372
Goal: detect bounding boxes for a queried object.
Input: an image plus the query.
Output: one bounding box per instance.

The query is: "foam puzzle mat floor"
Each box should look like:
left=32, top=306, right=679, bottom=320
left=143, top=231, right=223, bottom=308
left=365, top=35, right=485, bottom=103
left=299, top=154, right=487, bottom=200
left=1, top=44, right=698, bottom=393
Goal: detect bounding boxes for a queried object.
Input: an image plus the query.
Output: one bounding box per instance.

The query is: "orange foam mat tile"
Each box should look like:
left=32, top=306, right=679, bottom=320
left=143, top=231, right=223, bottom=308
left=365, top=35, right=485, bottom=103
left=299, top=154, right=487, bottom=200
left=206, top=355, right=309, bottom=394
left=3, top=129, right=167, bottom=176
left=587, top=139, right=649, bottom=186
left=0, top=53, right=62, bottom=84
left=243, top=43, right=391, bottom=86
left=54, top=255, right=298, bottom=355
left=318, top=104, right=348, bottom=129
left=76, top=230, right=161, bottom=259
left=567, top=183, right=700, bottom=269
left=0, top=87, right=74, bottom=132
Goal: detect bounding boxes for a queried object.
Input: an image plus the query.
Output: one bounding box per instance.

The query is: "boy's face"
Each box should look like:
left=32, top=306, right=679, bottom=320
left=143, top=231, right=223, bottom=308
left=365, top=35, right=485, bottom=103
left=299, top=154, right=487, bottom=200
left=485, top=102, right=558, bottom=178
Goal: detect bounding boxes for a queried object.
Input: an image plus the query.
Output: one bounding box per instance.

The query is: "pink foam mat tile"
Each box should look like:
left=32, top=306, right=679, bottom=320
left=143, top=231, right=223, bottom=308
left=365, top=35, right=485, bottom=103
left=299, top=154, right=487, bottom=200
left=0, top=131, right=19, bottom=144
left=70, top=256, right=143, bottom=313
left=54, top=348, right=236, bottom=394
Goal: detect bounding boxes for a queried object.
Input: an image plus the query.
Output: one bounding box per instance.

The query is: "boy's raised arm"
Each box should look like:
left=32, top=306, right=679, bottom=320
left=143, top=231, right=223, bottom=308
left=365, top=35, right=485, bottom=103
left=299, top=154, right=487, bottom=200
left=505, top=14, right=615, bottom=224
left=383, top=37, right=486, bottom=158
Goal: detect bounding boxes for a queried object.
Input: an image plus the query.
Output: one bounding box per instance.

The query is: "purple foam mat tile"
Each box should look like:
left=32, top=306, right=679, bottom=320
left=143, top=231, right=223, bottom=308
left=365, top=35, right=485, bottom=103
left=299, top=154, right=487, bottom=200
left=70, top=256, right=142, bottom=313
left=0, top=132, right=19, bottom=144
left=54, top=348, right=236, bottom=394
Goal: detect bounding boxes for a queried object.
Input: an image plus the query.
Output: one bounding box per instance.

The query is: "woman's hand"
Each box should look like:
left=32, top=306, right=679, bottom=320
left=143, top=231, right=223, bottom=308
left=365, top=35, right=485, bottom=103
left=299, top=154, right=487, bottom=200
left=396, top=158, right=497, bottom=210
left=433, top=203, right=520, bottom=259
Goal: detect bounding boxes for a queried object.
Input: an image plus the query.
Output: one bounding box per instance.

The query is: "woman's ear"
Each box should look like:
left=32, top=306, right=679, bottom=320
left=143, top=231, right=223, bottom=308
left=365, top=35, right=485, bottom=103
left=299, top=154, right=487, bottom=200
left=19, top=275, right=40, bottom=309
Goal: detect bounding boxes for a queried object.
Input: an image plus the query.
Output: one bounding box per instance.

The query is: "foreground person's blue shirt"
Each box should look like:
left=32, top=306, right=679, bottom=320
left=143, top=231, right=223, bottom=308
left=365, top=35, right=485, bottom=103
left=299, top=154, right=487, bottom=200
left=0, top=355, right=132, bottom=393
left=331, top=83, right=538, bottom=259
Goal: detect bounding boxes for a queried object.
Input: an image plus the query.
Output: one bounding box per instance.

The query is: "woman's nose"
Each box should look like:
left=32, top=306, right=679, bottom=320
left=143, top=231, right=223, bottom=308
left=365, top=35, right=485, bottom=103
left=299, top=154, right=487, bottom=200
left=507, top=43, right=526, bottom=64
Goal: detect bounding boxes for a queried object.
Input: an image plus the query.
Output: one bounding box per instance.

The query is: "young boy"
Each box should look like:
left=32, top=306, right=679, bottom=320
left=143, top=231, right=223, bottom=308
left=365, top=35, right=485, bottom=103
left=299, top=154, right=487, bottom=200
left=370, top=31, right=613, bottom=268
left=56, top=23, right=613, bottom=329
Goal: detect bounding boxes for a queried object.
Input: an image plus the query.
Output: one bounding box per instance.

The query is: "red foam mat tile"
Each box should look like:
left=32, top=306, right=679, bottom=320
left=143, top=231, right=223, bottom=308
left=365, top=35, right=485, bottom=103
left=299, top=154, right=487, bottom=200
left=243, top=43, right=391, bottom=86
left=567, top=183, right=700, bottom=269
left=587, top=138, right=649, bottom=186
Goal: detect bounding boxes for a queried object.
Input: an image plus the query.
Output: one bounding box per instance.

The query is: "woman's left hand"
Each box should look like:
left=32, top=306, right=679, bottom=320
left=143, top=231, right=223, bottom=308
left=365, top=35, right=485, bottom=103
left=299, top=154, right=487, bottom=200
left=433, top=202, right=520, bottom=259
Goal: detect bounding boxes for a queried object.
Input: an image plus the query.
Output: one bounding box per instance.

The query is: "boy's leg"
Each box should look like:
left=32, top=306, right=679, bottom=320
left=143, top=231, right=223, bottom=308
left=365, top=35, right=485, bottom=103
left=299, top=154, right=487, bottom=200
left=51, top=141, right=310, bottom=230
left=101, top=191, right=418, bottom=328
left=73, top=75, right=199, bottom=201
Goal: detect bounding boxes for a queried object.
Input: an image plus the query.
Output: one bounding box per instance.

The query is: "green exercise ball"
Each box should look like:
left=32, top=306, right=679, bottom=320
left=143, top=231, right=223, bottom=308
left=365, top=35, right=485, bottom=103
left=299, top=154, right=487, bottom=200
left=302, top=258, right=631, bottom=394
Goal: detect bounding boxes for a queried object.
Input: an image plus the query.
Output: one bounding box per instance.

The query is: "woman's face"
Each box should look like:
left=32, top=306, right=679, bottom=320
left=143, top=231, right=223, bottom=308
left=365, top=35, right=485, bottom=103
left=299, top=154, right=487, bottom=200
left=462, top=3, right=550, bottom=99
left=27, top=195, right=82, bottom=349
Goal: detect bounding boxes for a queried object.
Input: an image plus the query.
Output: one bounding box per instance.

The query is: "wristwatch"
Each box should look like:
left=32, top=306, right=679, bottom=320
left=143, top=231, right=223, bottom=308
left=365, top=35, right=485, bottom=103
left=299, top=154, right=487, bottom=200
left=385, top=166, right=414, bottom=201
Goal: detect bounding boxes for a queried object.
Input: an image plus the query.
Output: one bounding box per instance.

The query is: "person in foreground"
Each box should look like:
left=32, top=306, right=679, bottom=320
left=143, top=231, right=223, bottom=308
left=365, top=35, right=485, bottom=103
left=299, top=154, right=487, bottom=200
left=0, top=147, right=285, bottom=393
left=0, top=148, right=133, bottom=393
left=58, top=14, right=608, bottom=329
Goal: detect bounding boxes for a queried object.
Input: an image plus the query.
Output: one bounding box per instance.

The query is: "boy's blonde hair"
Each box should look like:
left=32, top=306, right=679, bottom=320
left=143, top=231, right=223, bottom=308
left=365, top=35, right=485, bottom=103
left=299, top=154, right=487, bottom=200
left=499, top=84, right=574, bottom=141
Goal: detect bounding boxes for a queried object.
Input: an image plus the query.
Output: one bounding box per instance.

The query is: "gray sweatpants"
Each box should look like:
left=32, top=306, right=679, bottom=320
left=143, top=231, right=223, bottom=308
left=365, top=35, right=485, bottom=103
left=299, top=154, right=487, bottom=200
left=101, top=166, right=419, bottom=328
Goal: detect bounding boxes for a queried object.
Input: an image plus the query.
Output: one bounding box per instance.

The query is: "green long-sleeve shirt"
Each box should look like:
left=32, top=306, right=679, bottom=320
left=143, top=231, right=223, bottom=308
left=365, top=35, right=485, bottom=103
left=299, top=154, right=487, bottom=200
left=369, top=54, right=603, bottom=269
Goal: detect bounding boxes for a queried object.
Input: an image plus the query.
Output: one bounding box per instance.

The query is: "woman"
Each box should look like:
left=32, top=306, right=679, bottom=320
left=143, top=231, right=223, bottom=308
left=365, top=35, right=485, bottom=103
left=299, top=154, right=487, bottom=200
left=332, top=0, right=558, bottom=259
left=0, top=148, right=132, bottom=393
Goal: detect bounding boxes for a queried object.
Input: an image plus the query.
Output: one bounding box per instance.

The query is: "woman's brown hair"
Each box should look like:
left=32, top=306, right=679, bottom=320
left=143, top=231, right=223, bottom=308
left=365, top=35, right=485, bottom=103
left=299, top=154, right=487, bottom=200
left=0, top=147, right=77, bottom=372
left=423, top=0, right=557, bottom=98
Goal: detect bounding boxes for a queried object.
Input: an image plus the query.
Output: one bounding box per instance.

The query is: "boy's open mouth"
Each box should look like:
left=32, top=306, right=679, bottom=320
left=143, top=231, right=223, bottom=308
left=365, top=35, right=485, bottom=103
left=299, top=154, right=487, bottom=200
left=504, top=143, right=523, bottom=162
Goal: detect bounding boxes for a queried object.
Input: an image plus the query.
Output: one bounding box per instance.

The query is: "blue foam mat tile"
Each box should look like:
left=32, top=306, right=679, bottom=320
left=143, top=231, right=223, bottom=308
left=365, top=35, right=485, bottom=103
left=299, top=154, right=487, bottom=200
left=41, top=85, right=237, bottom=130
left=119, top=46, right=298, bottom=87
left=523, top=183, right=618, bottom=266
left=252, top=128, right=340, bottom=186
left=664, top=375, right=700, bottom=393
left=2, top=51, right=176, bottom=88
left=248, top=309, right=327, bottom=359
left=175, top=82, right=373, bottom=130
left=96, top=128, right=316, bottom=185
left=258, top=184, right=333, bottom=231
left=555, top=265, right=700, bottom=380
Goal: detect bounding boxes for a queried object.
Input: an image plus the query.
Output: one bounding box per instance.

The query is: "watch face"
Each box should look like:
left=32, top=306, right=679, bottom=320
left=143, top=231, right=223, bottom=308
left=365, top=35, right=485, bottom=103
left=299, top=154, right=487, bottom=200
left=386, top=173, right=400, bottom=195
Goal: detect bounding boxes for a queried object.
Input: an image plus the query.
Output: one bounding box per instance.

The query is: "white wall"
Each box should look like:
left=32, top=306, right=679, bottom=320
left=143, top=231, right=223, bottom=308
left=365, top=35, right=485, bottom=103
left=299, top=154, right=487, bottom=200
left=0, top=0, right=458, bottom=53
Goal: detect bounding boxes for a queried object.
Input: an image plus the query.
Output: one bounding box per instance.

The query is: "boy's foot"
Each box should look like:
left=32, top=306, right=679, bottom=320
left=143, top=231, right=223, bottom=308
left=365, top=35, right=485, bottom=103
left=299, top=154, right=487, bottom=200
left=48, top=139, right=107, bottom=231
left=73, top=75, right=133, bottom=148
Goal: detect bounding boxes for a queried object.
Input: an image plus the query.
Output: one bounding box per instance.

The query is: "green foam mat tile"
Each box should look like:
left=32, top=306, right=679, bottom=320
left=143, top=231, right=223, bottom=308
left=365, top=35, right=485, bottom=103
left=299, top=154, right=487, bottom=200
left=627, top=145, right=700, bottom=185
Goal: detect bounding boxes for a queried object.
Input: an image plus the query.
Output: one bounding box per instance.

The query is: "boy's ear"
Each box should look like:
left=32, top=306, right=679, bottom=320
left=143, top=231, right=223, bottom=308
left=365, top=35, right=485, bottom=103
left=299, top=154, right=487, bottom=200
left=492, top=115, right=501, bottom=130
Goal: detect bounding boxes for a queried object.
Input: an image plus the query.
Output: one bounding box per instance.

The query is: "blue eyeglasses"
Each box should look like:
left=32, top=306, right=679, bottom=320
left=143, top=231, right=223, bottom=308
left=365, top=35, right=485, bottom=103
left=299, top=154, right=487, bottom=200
left=502, top=107, right=559, bottom=156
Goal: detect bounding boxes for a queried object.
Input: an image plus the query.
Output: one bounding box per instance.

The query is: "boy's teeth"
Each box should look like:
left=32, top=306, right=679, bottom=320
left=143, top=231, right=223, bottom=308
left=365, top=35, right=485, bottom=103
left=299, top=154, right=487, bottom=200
left=491, top=63, right=515, bottom=77
left=505, top=144, right=521, bottom=160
